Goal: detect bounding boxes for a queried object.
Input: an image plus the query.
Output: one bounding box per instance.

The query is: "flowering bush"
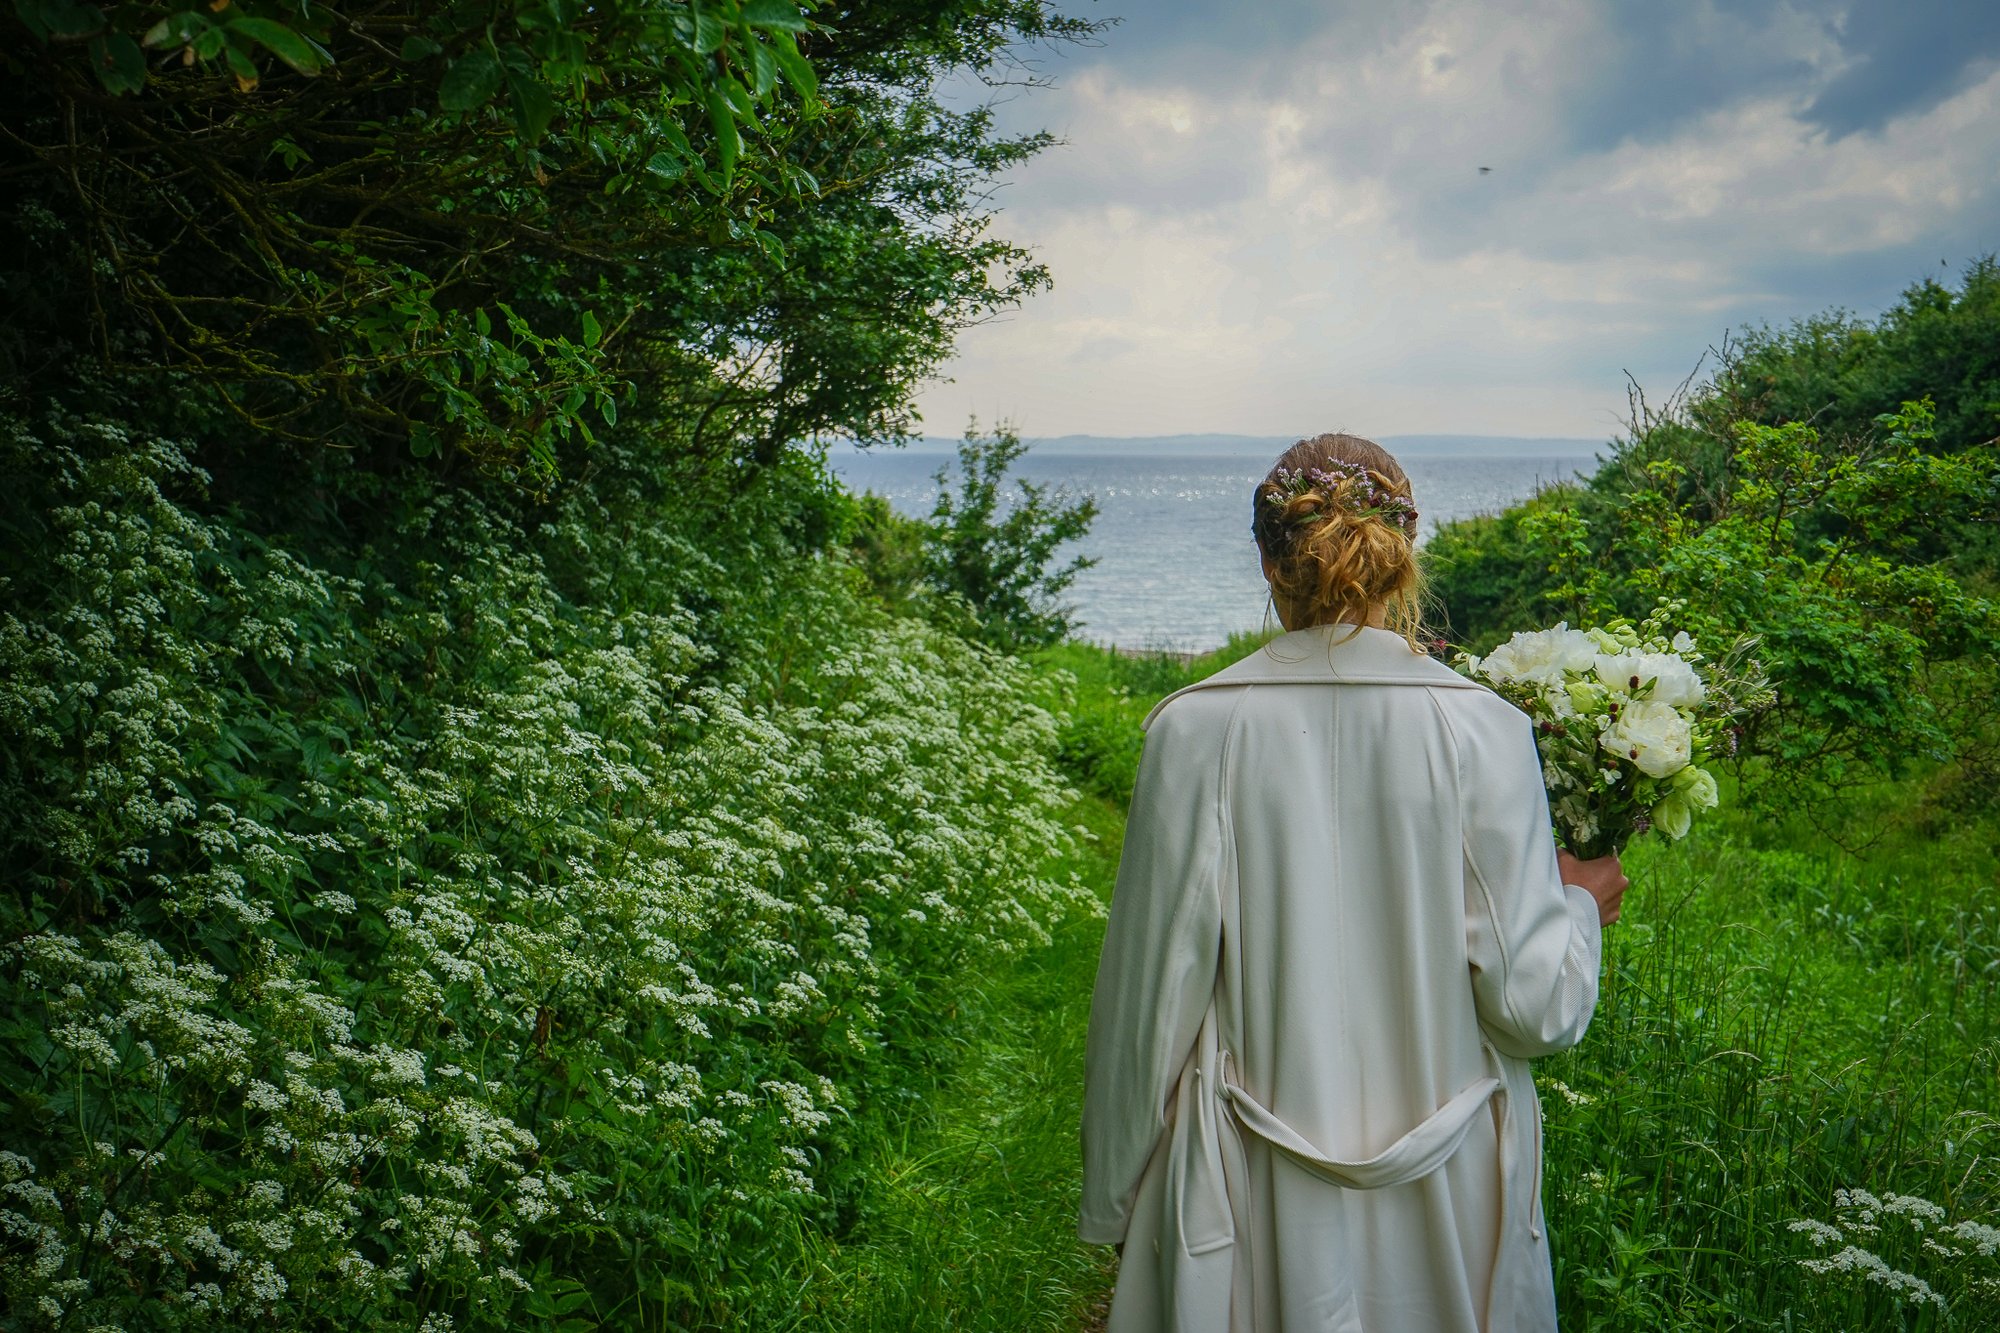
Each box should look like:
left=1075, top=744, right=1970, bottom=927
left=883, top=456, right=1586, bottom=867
left=1787, top=1188, right=2000, bottom=1325
left=1456, top=602, right=1774, bottom=857
left=0, top=406, right=1090, bottom=1329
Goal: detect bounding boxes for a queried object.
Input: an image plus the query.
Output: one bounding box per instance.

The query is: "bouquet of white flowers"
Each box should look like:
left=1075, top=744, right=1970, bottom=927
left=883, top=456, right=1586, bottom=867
left=1455, top=601, right=1775, bottom=859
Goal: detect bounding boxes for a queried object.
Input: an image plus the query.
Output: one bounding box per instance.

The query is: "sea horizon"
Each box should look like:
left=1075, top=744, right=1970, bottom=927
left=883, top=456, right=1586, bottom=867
left=828, top=431, right=1612, bottom=459
left=831, top=441, right=1595, bottom=652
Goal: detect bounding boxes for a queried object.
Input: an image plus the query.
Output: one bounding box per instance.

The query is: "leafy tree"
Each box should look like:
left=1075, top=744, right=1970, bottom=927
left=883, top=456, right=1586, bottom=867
left=2, top=1, right=1098, bottom=483
left=1720, top=256, right=2000, bottom=459
left=924, top=424, right=1098, bottom=650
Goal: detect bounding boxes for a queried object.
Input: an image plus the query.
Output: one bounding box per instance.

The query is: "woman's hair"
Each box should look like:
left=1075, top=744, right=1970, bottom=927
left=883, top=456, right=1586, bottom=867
left=1252, top=433, right=1430, bottom=651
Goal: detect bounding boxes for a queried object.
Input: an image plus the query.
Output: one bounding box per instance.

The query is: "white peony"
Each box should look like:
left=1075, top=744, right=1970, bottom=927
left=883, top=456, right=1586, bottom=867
left=1479, top=623, right=1600, bottom=687
left=1593, top=652, right=1706, bottom=708
left=1599, top=699, right=1692, bottom=778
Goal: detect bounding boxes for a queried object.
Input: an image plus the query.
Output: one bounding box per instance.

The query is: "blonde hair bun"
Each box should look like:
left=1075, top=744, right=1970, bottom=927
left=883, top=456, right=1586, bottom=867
left=1252, top=433, right=1430, bottom=649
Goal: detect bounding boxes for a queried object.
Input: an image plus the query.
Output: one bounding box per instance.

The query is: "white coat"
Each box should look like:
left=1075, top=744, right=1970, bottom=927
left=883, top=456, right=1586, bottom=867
left=1079, top=624, right=1604, bottom=1332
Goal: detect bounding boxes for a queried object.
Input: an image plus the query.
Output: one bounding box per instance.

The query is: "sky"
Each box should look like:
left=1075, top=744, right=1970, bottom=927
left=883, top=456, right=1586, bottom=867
left=910, top=0, right=2000, bottom=443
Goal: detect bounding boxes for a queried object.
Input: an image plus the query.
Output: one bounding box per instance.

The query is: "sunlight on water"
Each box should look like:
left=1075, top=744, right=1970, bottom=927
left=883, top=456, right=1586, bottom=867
left=830, top=449, right=1590, bottom=651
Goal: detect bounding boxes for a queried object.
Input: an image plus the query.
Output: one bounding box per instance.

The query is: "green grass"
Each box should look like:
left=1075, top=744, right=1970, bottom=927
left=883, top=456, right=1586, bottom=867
left=772, top=793, right=1124, bottom=1331
left=1542, top=787, right=2000, bottom=1330
left=766, top=639, right=1256, bottom=1329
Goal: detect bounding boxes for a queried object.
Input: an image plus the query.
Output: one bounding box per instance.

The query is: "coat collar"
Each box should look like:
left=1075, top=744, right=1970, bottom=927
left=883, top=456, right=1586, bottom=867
left=1142, top=625, right=1485, bottom=730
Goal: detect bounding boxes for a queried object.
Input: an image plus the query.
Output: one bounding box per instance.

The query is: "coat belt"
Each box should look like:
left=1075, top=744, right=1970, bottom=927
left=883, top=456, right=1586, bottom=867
left=1217, top=1052, right=1503, bottom=1192
left=1172, top=1029, right=1517, bottom=1242
left=1155, top=1018, right=1531, bottom=1331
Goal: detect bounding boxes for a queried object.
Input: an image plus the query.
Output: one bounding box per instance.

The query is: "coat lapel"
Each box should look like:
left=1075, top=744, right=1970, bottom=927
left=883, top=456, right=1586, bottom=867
left=1143, top=625, right=1486, bottom=730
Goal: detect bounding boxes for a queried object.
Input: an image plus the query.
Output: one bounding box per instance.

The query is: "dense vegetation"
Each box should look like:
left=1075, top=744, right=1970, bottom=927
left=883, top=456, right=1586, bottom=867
left=0, top=4, right=1109, bottom=1329
left=2, top=0, right=1090, bottom=483
left=0, top=404, right=1098, bottom=1329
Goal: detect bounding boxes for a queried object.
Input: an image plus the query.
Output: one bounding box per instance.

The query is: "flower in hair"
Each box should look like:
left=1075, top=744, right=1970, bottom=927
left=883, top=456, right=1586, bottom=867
left=1260, top=462, right=1419, bottom=536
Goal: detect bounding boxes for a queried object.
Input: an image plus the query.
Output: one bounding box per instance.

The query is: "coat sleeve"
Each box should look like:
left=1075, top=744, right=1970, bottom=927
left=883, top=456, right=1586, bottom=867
left=1077, top=698, right=1227, bottom=1245
left=1455, top=692, right=1604, bottom=1060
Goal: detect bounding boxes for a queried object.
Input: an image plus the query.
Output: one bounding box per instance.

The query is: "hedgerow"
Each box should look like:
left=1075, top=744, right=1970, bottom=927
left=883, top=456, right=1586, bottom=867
left=0, top=402, right=1091, bottom=1330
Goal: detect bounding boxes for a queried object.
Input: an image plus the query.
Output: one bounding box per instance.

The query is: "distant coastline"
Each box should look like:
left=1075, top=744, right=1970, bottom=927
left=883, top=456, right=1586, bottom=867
left=832, top=431, right=1611, bottom=459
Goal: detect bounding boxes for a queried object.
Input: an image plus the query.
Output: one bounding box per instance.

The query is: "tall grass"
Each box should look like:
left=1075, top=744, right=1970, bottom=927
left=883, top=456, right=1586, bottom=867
left=1543, top=790, right=2000, bottom=1329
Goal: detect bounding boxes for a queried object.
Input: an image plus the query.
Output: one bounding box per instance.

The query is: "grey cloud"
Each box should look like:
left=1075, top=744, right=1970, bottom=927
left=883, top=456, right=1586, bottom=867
left=1803, top=0, right=2000, bottom=136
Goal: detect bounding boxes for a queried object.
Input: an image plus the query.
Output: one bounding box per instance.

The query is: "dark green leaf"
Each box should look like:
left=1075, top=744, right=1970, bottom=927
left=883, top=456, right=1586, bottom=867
left=769, top=32, right=817, bottom=100
left=658, top=119, right=694, bottom=157
left=91, top=33, right=147, bottom=95
left=227, top=17, right=327, bottom=75
left=223, top=41, right=259, bottom=86
left=693, top=13, right=728, bottom=54
left=707, top=86, right=740, bottom=184
left=721, top=76, right=759, bottom=120
left=580, top=310, right=602, bottom=347
left=506, top=69, right=557, bottom=143
left=644, top=151, right=687, bottom=181
left=742, top=0, right=812, bottom=32
left=749, top=43, right=777, bottom=98
left=399, top=34, right=443, bottom=62
left=33, top=0, right=104, bottom=40
left=438, top=50, right=503, bottom=112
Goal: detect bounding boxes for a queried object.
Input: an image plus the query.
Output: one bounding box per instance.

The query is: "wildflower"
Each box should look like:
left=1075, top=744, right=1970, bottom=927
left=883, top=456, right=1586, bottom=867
left=1798, top=1245, right=1946, bottom=1309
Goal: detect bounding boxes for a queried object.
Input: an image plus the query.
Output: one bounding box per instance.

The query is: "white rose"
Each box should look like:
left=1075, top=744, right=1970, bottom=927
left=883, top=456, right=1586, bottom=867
left=1479, top=623, right=1599, bottom=687
left=1600, top=699, right=1692, bottom=778
left=1673, top=764, right=1719, bottom=810
left=1593, top=652, right=1706, bottom=708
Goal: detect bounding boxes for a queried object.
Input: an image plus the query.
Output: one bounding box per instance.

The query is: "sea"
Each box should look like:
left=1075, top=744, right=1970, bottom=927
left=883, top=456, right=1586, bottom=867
left=829, top=434, right=1606, bottom=652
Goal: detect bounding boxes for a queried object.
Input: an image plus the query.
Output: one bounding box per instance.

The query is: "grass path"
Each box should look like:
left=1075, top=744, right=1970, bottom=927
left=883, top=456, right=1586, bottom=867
left=779, top=792, right=1125, bottom=1331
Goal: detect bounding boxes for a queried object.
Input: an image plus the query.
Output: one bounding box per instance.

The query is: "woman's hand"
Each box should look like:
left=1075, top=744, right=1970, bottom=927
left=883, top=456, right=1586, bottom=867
left=1557, top=849, right=1629, bottom=927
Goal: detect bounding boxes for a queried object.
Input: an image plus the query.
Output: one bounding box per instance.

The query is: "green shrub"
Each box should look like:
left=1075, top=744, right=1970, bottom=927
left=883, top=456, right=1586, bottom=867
left=924, top=425, right=1099, bottom=652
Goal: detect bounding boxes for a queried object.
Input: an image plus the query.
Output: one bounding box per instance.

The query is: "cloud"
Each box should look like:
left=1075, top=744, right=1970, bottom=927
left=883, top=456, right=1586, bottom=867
left=915, top=0, right=2000, bottom=440
left=1802, top=0, right=2000, bottom=136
